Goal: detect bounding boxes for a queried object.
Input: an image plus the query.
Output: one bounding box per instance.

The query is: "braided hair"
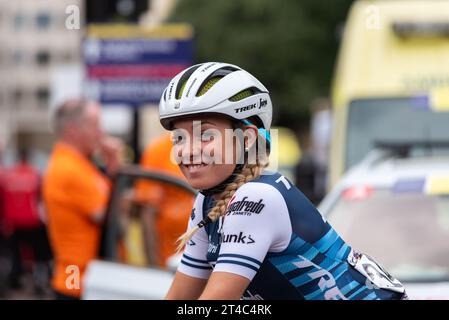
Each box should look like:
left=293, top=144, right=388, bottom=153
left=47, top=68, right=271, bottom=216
left=176, top=127, right=269, bottom=252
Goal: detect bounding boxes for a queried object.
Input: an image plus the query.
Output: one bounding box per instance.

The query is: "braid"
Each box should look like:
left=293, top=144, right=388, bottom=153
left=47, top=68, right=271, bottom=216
left=176, top=157, right=269, bottom=253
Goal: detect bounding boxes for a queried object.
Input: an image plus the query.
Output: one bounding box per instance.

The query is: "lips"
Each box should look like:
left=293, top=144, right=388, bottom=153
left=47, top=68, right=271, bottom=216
left=184, top=163, right=208, bottom=174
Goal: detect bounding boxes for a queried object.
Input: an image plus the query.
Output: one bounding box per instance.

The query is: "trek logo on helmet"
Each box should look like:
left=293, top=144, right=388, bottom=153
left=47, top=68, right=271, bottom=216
left=235, top=103, right=257, bottom=114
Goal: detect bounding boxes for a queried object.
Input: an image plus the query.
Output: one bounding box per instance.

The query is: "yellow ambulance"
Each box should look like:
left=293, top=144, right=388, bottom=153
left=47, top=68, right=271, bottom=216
left=330, top=0, right=449, bottom=188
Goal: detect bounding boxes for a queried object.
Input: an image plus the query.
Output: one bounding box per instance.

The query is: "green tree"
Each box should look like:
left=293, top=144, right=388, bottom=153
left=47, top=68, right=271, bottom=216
left=170, top=0, right=353, bottom=129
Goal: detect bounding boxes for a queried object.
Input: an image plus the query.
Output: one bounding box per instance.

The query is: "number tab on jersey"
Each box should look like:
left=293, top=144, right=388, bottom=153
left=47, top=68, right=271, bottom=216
left=347, top=249, right=405, bottom=294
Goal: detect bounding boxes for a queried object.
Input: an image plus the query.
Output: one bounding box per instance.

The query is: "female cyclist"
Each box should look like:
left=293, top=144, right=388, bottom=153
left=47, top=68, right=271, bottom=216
left=159, top=62, right=407, bottom=300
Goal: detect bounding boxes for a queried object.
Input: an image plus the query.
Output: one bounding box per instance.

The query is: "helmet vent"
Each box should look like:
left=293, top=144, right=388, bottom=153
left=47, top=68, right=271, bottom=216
left=196, top=66, right=239, bottom=97
left=228, top=87, right=262, bottom=102
left=176, top=64, right=202, bottom=99
left=196, top=76, right=223, bottom=96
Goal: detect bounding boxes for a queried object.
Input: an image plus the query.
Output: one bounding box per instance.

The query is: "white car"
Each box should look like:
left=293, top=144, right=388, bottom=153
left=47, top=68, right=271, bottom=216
left=319, top=141, right=449, bottom=300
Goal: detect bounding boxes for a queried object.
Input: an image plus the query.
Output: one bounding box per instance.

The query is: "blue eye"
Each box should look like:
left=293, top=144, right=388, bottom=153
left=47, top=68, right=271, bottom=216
left=201, top=131, right=215, bottom=141
left=172, top=132, right=186, bottom=145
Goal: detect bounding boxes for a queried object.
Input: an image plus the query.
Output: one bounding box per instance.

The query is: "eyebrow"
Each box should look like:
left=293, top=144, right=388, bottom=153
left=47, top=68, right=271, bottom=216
left=193, top=121, right=217, bottom=129
left=200, top=121, right=217, bottom=127
left=173, top=120, right=217, bottom=130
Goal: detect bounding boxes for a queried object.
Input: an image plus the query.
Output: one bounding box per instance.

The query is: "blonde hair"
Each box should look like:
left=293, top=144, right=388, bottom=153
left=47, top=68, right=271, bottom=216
left=176, top=156, right=269, bottom=253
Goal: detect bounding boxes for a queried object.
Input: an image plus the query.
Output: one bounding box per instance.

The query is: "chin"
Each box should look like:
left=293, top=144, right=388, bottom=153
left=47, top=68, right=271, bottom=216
left=185, top=176, right=216, bottom=190
left=180, top=165, right=217, bottom=190
left=190, top=181, right=212, bottom=190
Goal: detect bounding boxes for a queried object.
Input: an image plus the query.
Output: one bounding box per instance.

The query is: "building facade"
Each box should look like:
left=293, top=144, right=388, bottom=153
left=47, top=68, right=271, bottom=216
left=0, top=0, right=83, bottom=164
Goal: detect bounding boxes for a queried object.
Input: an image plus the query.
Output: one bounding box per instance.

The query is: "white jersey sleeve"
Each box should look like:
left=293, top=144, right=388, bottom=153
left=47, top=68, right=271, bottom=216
left=177, top=193, right=213, bottom=279
left=214, top=182, right=292, bottom=281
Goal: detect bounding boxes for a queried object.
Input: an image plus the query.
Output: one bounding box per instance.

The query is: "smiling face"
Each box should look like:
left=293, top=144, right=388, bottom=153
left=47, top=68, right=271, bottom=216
left=171, top=114, right=241, bottom=190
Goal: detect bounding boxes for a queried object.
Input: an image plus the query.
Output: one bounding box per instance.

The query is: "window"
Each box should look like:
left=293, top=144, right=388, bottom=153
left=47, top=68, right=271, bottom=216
left=13, top=13, right=26, bottom=30
left=61, top=51, right=74, bottom=63
left=36, top=51, right=50, bottom=65
left=36, top=88, right=49, bottom=106
left=36, top=12, right=51, bottom=29
left=13, top=89, right=24, bottom=103
left=327, top=189, right=449, bottom=282
left=13, top=51, right=26, bottom=64
left=346, top=97, right=449, bottom=170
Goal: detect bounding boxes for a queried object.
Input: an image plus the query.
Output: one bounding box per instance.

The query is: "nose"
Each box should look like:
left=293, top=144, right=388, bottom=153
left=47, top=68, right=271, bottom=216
left=177, top=136, right=202, bottom=164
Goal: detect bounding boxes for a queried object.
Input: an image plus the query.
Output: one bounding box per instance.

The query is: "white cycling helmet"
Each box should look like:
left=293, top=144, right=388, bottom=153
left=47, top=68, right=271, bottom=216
left=159, top=62, right=272, bottom=132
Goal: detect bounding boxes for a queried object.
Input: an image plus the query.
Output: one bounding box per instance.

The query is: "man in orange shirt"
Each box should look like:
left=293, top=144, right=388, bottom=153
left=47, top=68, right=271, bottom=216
left=43, top=99, right=122, bottom=300
left=134, top=134, right=194, bottom=268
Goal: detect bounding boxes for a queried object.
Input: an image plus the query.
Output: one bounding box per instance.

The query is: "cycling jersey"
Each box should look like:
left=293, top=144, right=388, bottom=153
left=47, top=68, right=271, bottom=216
left=178, top=171, right=406, bottom=300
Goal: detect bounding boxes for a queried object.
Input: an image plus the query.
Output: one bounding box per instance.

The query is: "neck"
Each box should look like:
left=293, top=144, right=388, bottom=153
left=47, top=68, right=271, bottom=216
left=200, top=163, right=244, bottom=198
left=60, top=137, right=89, bottom=158
left=212, top=190, right=227, bottom=201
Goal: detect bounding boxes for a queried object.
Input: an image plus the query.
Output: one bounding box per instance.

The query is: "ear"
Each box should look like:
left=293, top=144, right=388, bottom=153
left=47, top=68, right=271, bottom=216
left=64, top=122, right=77, bottom=136
left=243, top=124, right=258, bottom=150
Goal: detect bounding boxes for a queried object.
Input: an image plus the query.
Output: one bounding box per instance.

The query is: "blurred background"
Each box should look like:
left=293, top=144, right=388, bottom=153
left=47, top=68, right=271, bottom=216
left=0, top=0, right=448, bottom=300
left=0, top=0, right=350, bottom=180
